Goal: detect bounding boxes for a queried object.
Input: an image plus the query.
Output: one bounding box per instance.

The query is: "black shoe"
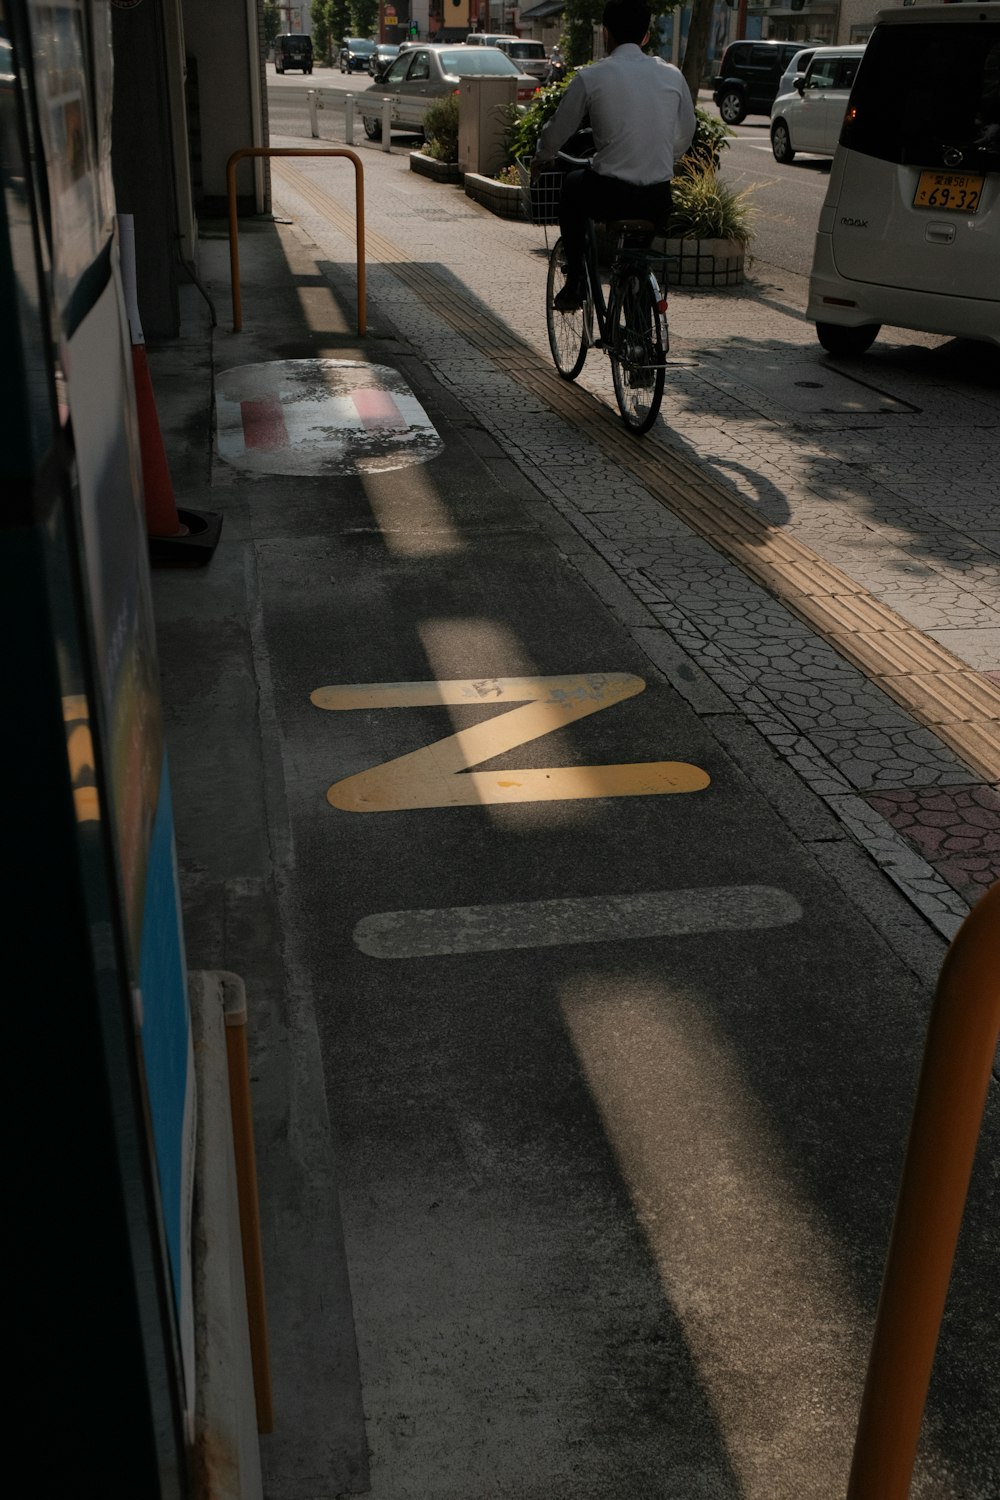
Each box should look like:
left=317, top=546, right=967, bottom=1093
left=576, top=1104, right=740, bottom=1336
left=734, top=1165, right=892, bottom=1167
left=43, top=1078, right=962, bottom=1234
left=554, top=278, right=586, bottom=313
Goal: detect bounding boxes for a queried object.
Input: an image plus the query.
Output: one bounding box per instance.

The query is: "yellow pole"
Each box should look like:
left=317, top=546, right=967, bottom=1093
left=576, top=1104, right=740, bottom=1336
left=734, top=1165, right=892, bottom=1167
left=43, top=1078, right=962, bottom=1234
left=223, top=990, right=274, bottom=1434
left=225, top=147, right=367, bottom=335
left=847, top=882, right=1000, bottom=1499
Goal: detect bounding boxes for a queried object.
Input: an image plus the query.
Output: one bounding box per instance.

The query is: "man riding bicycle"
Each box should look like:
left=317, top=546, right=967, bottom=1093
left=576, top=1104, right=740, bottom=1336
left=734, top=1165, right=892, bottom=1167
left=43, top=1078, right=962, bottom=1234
left=531, top=0, right=696, bottom=312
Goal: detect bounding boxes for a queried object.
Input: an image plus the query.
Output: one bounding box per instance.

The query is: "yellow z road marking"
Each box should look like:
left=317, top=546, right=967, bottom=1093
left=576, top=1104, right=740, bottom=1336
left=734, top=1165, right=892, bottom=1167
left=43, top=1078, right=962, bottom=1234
left=310, top=673, right=710, bottom=812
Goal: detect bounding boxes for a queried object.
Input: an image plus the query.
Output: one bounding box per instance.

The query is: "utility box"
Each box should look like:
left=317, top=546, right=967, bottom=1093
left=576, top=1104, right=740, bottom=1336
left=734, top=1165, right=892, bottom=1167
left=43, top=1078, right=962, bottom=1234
left=458, top=76, right=518, bottom=178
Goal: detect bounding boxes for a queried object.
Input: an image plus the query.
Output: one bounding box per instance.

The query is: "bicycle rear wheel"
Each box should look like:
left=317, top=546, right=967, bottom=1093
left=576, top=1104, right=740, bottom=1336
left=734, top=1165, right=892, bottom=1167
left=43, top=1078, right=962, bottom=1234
left=546, top=237, right=588, bottom=381
left=608, top=270, right=666, bottom=435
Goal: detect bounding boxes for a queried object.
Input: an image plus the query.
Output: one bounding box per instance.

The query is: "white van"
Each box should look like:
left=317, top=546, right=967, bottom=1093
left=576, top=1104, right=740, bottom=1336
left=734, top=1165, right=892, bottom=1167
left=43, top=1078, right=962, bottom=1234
left=770, top=45, right=866, bottom=163
left=495, top=38, right=549, bottom=81
left=466, top=32, right=548, bottom=80
left=806, top=3, right=1000, bottom=355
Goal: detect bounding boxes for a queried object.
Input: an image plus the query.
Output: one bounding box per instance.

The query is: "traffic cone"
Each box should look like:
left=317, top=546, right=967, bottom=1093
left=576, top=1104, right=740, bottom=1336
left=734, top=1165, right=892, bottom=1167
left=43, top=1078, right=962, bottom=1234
left=131, top=342, right=189, bottom=539
left=118, top=212, right=222, bottom=567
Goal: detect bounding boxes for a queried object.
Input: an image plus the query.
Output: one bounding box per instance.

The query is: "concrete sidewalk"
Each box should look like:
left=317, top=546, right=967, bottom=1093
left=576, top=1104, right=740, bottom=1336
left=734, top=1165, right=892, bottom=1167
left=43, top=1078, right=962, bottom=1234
left=148, top=138, right=999, bottom=1500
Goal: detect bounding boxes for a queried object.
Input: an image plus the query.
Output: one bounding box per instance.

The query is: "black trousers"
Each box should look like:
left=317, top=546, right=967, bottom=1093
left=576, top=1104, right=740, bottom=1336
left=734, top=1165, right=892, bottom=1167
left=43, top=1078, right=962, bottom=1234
left=559, top=168, right=672, bottom=280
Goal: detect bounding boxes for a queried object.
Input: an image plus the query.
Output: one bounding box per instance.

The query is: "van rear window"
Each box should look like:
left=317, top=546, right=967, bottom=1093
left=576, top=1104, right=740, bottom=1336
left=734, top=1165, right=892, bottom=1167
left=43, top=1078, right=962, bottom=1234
left=843, top=22, right=1000, bottom=171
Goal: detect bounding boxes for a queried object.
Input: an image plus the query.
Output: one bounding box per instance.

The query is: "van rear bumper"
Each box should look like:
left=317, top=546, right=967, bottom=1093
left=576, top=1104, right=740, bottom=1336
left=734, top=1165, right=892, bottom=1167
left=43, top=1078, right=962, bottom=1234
left=808, top=233, right=1000, bottom=347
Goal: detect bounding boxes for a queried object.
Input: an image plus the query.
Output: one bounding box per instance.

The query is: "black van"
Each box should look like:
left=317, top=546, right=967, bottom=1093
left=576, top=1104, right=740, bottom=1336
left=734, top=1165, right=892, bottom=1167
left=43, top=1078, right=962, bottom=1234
left=713, top=40, right=803, bottom=124
left=274, top=34, right=313, bottom=74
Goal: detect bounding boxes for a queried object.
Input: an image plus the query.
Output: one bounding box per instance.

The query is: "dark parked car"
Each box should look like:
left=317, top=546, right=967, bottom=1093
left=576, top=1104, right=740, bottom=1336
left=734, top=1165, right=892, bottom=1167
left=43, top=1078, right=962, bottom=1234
left=369, top=43, right=400, bottom=79
left=274, top=33, right=313, bottom=74
left=713, top=40, right=804, bottom=125
left=340, top=37, right=376, bottom=73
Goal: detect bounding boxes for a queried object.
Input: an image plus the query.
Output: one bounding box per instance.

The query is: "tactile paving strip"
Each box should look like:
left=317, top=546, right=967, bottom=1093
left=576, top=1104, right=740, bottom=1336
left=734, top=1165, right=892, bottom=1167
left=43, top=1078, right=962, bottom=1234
left=274, top=162, right=1000, bottom=786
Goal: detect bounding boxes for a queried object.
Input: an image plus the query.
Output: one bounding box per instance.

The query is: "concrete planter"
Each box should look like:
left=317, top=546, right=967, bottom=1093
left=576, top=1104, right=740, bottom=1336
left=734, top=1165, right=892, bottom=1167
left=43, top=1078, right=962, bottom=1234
left=464, top=172, right=523, bottom=220
left=409, top=151, right=462, bottom=185
left=656, top=236, right=746, bottom=288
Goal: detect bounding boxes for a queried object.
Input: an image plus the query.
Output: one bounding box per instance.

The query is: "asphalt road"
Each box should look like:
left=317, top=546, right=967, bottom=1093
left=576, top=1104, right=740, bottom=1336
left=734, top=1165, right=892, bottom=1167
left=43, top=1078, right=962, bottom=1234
left=716, top=126, right=831, bottom=278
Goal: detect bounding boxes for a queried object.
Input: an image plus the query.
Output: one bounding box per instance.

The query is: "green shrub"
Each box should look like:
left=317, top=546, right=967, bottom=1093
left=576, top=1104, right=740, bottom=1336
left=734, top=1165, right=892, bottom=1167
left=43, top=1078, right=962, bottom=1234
left=422, top=94, right=459, bottom=163
left=686, top=107, right=732, bottom=173
left=667, top=156, right=756, bottom=246
left=502, top=72, right=577, bottom=166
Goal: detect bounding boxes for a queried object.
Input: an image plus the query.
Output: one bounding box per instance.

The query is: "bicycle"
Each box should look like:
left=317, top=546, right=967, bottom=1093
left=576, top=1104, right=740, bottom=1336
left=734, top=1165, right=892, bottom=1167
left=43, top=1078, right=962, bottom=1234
left=532, top=159, right=670, bottom=437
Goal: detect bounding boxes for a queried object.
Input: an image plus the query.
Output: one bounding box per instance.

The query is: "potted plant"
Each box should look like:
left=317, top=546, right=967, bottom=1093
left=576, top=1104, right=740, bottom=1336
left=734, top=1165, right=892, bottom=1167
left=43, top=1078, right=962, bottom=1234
left=658, top=148, right=755, bottom=287
left=489, top=86, right=755, bottom=284
left=409, top=94, right=462, bottom=184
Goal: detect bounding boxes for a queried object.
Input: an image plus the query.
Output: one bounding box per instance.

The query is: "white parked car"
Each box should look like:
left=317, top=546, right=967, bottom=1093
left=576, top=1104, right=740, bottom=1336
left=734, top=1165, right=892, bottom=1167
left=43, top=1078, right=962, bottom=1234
left=806, top=3, right=1000, bottom=355
left=775, top=47, right=817, bottom=104
left=770, top=45, right=866, bottom=164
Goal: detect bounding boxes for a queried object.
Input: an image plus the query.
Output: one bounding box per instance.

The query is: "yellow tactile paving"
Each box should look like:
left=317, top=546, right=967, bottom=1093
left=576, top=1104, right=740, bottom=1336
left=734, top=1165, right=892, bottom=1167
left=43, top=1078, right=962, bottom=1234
left=828, top=630, right=987, bottom=681
left=800, top=593, right=918, bottom=636
left=273, top=161, right=1000, bottom=784
left=890, top=672, right=1000, bottom=724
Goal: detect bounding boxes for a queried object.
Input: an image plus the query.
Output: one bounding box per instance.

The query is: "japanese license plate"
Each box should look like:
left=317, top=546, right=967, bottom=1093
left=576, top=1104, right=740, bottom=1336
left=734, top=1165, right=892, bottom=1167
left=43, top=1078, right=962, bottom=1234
left=913, top=170, right=984, bottom=214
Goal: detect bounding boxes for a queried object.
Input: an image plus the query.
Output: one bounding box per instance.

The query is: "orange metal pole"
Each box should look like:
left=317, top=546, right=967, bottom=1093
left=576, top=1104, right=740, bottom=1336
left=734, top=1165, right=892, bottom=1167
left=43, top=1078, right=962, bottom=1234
left=847, top=882, right=1000, bottom=1499
left=223, top=990, right=274, bottom=1435
left=226, top=147, right=367, bottom=335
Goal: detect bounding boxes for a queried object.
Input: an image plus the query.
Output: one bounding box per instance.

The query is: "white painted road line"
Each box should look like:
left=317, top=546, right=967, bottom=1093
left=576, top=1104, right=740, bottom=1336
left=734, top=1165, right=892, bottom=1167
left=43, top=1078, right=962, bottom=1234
left=353, top=885, right=803, bottom=958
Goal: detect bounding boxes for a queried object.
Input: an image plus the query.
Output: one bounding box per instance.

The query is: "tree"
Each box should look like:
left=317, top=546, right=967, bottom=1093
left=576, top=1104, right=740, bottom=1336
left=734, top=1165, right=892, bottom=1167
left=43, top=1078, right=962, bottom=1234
left=311, top=0, right=333, bottom=62
left=680, top=0, right=715, bottom=100
left=330, top=0, right=352, bottom=45
left=351, top=0, right=378, bottom=37
left=563, top=0, right=602, bottom=68
left=263, top=1, right=281, bottom=48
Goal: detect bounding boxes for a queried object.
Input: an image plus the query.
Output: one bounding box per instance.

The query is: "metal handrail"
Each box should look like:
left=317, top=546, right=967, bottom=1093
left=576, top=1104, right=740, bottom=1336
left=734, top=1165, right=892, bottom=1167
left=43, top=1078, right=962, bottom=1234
left=847, top=880, right=1000, bottom=1498
left=225, top=147, right=366, bottom=334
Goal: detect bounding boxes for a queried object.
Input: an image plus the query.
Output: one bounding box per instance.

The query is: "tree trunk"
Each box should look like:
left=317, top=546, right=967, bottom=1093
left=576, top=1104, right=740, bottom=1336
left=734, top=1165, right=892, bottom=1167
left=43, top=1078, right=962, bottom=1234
left=681, top=0, right=716, bottom=102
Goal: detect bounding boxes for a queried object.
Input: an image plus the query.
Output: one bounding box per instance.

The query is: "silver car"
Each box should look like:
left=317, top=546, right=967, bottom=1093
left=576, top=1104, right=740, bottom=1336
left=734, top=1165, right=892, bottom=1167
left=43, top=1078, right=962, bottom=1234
left=360, top=45, right=538, bottom=140
left=770, top=45, right=866, bottom=164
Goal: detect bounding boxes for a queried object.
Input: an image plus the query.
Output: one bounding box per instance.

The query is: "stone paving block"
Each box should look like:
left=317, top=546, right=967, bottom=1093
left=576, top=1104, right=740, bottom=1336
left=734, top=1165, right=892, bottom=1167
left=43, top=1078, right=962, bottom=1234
left=826, top=795, right=969, bottom=933
left=925, top=626, right=1000, bottom=673
left=630, top=627, right=735, bottom=715
left=875, top=590, right=1000, bottom=632
left=863, top=785, right=1000, bottom=909
left=804, top=725, right=976, bottom=790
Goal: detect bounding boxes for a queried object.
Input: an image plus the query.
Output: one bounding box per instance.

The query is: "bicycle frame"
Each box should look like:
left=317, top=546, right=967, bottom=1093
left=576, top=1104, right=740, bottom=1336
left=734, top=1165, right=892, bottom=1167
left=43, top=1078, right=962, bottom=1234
left=544, top=190, right=670, bottom=434
left=581, top=219, right=667, bottom=354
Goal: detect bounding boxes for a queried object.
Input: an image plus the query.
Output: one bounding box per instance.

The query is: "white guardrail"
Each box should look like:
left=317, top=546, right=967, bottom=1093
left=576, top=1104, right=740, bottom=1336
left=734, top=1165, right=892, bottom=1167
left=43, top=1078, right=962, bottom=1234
left=307, top=88, right=395, bottom=152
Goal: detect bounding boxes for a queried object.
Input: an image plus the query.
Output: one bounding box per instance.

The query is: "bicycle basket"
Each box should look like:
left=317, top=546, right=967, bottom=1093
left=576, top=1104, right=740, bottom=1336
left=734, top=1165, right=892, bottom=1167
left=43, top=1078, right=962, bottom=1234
left=516, top=158, right=563, bottom=226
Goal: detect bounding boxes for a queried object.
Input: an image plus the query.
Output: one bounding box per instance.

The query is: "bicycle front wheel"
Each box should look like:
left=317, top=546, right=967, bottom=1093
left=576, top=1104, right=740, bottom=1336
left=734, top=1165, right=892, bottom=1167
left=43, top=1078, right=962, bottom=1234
left=546, top=237, right=588, bottom=381
left=608, top=271, right=666, bottom=435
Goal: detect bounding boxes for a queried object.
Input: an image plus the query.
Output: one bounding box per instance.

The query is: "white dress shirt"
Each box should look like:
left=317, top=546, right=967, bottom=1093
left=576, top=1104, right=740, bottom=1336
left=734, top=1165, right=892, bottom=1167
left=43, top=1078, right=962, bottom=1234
left=536, top=44, right=696, bottom=185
